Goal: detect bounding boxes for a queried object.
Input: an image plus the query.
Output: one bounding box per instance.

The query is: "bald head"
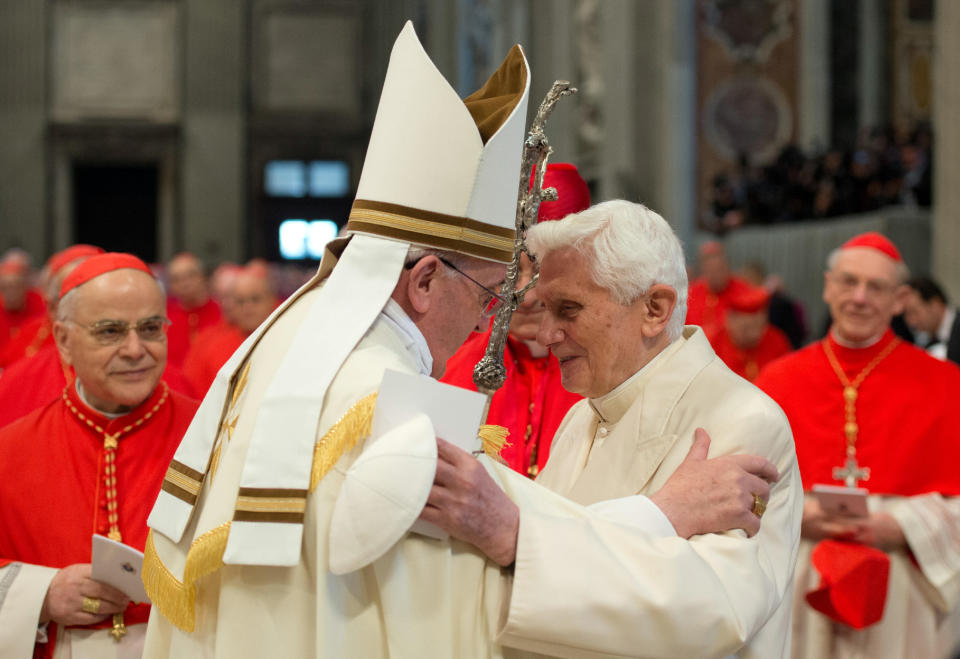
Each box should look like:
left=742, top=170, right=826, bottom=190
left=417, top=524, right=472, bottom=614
left=231, top=270, right=277, bottom=334
left=168, top=253, right=209, bottom=308
left=55, top=269, right=167, bottom=414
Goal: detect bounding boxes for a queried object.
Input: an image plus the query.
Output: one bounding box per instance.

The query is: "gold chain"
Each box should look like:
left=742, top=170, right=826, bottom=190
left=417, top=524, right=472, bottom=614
left=62, top=381, right=170, bottom=541
left=62, top=381, right=169, bottom=643
left=821, top=337, right=899, bottom=460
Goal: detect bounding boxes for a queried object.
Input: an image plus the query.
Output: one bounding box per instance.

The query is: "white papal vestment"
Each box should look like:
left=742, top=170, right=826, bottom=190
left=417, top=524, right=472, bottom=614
left=498, top=327, right=804, bottom=658
left=143, top=305, right=801, bottom=658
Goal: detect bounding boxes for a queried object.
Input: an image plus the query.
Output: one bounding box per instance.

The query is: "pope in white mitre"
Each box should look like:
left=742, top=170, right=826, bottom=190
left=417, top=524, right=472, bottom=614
left=141, top=22, right=800, bottom=659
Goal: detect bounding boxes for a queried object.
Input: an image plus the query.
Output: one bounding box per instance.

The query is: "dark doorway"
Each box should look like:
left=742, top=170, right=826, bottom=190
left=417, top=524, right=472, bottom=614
left=72, top=163, right=159, bottom=262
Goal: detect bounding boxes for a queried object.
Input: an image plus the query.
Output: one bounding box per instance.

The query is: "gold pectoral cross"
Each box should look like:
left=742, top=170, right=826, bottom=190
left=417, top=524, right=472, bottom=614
left=833, top=455, right=870, bottom=488
left=109, top=613, right=127, bottom=641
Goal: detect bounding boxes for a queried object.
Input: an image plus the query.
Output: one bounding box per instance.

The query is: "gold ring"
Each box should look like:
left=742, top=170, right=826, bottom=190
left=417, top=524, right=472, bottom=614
left=81, top=596, right=101, bottom=615
left=752, top=494, right=767, bottom=518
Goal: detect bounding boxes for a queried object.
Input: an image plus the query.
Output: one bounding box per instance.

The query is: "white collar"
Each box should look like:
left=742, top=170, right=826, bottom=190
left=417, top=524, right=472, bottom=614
left=75, top=380, right=125, bottom=419
left=589, top=338, right=676, bottom=423
left=937, top=307, right=955, bottom=344
left=380, top=298, right=433, bottom=376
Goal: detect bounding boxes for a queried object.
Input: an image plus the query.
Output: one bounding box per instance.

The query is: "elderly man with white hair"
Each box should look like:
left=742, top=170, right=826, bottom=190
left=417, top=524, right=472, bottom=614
left=428, top=200, right=804, bottom=658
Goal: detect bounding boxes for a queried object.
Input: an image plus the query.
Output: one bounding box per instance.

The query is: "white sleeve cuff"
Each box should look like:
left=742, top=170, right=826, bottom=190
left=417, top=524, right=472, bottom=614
left=0, top=562, right=58, bottom=656
left=585, top=495, right=677, bottom=537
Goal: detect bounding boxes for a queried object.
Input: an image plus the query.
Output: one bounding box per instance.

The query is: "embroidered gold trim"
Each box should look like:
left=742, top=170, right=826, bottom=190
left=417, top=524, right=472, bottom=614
left=235, top=496, right=307, bottom=514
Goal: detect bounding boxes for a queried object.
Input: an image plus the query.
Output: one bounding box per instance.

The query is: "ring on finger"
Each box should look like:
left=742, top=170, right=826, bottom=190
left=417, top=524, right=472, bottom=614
left=81, top=596, right=101, bottom=615
left=752, top=493, right=767, bottom=518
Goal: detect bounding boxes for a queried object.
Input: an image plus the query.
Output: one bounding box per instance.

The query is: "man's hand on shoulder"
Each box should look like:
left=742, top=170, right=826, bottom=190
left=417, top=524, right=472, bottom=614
left=651, top=428, right=779, bottom=538
left=419, top=438, right=519, bottom=566
left=40, top=563, right=130, bottom=627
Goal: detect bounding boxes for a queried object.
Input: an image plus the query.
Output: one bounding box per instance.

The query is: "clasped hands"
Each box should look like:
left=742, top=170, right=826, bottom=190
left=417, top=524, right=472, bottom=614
left=419, top=427, right=780, bottom=566
left=801, top=498, right=906, bottom=552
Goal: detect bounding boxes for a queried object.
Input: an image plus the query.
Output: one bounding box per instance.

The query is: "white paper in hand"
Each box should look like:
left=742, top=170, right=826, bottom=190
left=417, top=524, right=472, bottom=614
left=90, top=534, right=149, bottom=603
left=372, top=369, right=487, bottom=539
left=371, top=369, right=486, bottom=454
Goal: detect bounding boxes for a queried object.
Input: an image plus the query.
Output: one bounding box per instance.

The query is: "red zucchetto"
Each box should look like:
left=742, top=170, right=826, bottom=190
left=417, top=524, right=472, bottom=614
left=532, top=162, right=591, bottom=222
left=840, top=232, right=903, bottom=262
left=45, top=245, right=105, bottom=277
left=60, top=252, right=154, bottom=299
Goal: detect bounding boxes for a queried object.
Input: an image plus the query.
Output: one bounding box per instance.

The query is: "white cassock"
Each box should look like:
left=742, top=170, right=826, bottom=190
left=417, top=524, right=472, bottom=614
left=142, top=307, right=801, bottom=658
left=499, top=327, right=804, bottom=658
left=792, top=494, right=960, bottom=659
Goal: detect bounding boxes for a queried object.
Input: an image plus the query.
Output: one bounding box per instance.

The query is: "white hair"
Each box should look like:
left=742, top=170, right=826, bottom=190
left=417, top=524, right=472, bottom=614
left=57, top=288, right=78, bottom=321
left=826, top=247, right=910, bottom=284
left=527, top=199, right=688, bottom=340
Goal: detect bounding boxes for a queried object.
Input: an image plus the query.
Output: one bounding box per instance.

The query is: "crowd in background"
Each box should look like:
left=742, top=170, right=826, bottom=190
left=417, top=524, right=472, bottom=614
left=704, top=122, right=933, bottom=233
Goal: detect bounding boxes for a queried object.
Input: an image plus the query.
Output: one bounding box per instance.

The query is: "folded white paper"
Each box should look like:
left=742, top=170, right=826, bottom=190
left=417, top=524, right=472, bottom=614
left=91, top=534, right=149, bottom=603
left=372, top=369, right=487, bottom=539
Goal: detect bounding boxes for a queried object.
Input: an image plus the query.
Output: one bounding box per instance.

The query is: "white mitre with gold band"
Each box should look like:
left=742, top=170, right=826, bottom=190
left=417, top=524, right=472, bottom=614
left=347, top=22, right=528, bottom=261
left=146, top=19, right=529, bottom=573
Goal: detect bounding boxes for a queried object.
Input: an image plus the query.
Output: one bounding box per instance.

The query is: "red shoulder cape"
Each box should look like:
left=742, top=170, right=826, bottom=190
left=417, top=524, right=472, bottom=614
left=756, top=329, right=960, bottom=495
left=0, top=383, right=198, bottom=655
left=165, top=297, right=222, bottom=368
left=709, top=324, right=792, bottom=382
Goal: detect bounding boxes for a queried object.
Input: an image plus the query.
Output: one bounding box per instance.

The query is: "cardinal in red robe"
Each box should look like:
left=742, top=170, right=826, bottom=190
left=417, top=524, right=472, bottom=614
left=165, top=252, right=222, bottom=367
left=182, top=265, right=278, bottom=395
left=755, top=232, right=960, bottom=658
left=708, top=285, right=792, bottom=381
left=0, top=253, right=199, bottom=658
left=0, top=244, right=105, bottom=368
left=441, top=162, right=589, bottom=476
left=685, top=240, right=752, bottom=337
left=0, top=254, right=46, bottom=349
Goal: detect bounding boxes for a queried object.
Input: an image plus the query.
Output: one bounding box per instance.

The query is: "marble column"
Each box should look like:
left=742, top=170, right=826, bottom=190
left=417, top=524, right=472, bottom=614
left=857, top=0, right=886, bottom=132
left=181, top=0, right=245, bottom=264
left=798, top=0, right=830, bottom=152
left=0, top=2, right=46, bottom=260
left=932, top=0, right=960, bottom=298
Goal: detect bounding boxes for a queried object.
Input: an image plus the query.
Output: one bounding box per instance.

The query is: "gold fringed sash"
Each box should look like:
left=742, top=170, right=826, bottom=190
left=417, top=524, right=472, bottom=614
left=142, top=523, right=229, bottom=633
left=144, top=393, right=379, bottom=633
left=143, top=393, right=507, bottom=633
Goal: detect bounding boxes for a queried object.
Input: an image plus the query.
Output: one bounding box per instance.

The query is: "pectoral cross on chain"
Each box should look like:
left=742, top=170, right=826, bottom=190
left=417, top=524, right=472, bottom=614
left=833, top=456, right=870, bottom=488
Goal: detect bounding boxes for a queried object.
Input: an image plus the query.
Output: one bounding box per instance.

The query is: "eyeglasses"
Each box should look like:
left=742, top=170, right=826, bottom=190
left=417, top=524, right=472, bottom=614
left=831, top=273, right=898, bottom=299
left=405, top=255, right=507, bottom=318
left=69, top=316, right=170, bottom=346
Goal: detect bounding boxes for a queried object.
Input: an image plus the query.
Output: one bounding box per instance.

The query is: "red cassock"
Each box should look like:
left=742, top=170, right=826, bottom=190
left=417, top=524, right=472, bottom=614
left=165, top=298, right=222, bottom=368
left=709, top=324, right=792, bottom=382
left=0, top=381, right=198, bottom=658
left=755, top=329, right=960, bottom=496
left=0, top=315, right=54, bottom=368
left=685, top=276, right=752, bottom=337
left=441, top=328, right=582, bottom=477
left=182, top=322, right=246, bottom=395
left=0, top=289, right=46, bottom=345
left=0, top=343, right=197, bottom=429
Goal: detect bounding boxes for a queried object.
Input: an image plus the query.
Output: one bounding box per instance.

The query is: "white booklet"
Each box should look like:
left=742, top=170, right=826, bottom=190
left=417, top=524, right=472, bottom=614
left=811, top=484, right=869, bottom=517
left=372, top=369, right=487, bottom=539
left=90, top=534, right=150, bottom=603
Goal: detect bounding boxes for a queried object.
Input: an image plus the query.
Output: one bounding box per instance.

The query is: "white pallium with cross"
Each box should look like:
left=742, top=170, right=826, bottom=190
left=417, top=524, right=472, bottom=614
left=833, top=456, right=870, bottom=488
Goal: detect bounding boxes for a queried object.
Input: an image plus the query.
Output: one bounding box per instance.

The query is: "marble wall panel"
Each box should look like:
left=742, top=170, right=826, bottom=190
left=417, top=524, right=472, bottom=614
left=51, top=1, right=180, bottom=122
left=254, top=8, right=361, bottom=113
